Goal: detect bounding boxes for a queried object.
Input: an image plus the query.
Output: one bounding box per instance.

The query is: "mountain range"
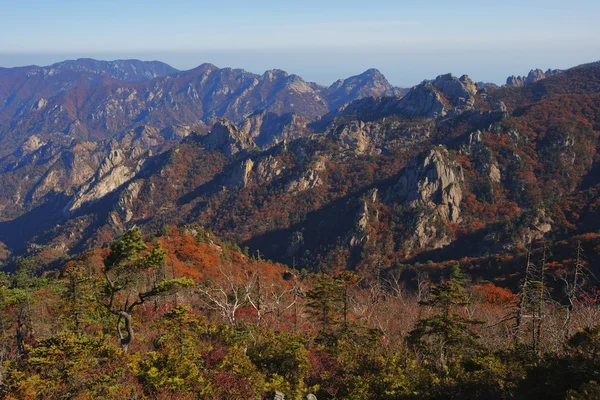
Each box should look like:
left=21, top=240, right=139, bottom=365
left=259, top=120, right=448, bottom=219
left=0, top=58, right=598, bottom=276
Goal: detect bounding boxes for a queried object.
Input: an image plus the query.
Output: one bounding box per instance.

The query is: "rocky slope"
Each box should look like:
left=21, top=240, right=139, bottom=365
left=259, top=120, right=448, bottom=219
left=1, top=61, right=600, bottom=276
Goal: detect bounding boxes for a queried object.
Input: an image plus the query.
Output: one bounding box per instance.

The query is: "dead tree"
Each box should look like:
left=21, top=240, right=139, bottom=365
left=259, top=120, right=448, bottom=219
left=514, top=239, right=549, bottom=356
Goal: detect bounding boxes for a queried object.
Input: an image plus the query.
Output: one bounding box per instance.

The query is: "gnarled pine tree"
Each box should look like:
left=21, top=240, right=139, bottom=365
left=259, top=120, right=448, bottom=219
left=100, top=227, right=193, bottom=352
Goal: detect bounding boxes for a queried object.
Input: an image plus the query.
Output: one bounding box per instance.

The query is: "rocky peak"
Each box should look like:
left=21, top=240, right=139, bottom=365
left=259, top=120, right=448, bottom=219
left=506, top=68, right=562, bottom=87
left=203, top=120, right=257, bottom=157
left=394, top=146, right=464, bottom=220
left=286, top=157, right=327, bottom=193
left=432, top=73, right=477, bottom=108
left=284, top=75, right=316, bottom=94
left=329, top=121, right=376, bottom=155
left=262, top=69, right=290, bottom=81
left=324, top=68, right=403, bottom=110
left=388, top=146, right=464, bottom=250
left=396, top=82, right=446, bottom=118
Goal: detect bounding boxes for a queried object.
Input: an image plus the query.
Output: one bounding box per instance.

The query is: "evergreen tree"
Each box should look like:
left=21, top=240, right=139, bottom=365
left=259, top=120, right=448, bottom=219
left=408, top=264, right=483, bottom=370
left=100, top=227, right=193, bottom=352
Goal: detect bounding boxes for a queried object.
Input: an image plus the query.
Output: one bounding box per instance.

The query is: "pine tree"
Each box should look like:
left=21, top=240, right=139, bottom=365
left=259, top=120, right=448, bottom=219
left=100, top=227, right=193, bottom=352
left=408, top=264, right=482, bottom=370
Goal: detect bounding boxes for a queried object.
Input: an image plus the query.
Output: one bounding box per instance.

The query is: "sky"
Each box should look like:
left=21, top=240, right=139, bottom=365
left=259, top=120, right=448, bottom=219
left=0, top=0, right=599, bottom=86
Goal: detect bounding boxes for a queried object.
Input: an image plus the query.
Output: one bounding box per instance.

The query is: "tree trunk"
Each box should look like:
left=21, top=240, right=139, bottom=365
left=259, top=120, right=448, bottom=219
left=117, top=311, right=134, bottom=352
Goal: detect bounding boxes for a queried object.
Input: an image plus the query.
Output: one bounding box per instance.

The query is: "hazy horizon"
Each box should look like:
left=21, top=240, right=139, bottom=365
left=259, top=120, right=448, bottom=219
left=0, top=0, right=599, bottom=86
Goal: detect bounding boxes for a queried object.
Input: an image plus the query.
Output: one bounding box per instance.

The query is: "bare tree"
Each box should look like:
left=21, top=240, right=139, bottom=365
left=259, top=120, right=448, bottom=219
left=197, top=264, right=256, bottom=325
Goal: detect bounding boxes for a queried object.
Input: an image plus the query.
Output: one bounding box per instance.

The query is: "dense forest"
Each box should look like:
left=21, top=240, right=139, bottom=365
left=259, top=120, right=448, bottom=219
left=1, top=225, right=599, bottom=399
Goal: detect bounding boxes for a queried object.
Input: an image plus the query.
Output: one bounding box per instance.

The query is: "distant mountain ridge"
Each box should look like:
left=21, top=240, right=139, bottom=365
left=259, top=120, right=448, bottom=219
left=0, top=59, right=405, bottom=156
left=0, top=58, right=179, bottom=81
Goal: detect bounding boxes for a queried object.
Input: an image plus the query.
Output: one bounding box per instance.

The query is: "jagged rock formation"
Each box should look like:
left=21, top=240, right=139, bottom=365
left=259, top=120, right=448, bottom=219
left=238, top=110, right=309, bottom=149
left=506, top=68, right=562, bottom=87
left=0, top=60, right=598, bottom=274
left=348, top=189, right=378, bottom=247
left=202, top=120, right=257, bottom=157
left=328, top=119, right=432, bottom=155
left=464, top=131, right=501, bottom=183
left=64, top=145, right=146, bottom=215
left=286, top=157, right=327, bottom=193
left=324, top=68, right=406, bottom=110
left=255, top=155, right=284, bottom=183
left=521, top=209, right=553, bottom=246
left=389, top=146, right=464, bottom=250
left=320, top=73, right=479, bottom=124
left=0, top=60, right=409, bottom=159
left=225, top=159, right=255, bottom=190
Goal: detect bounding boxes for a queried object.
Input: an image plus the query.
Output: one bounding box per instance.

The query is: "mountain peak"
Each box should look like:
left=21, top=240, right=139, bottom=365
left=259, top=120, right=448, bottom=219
left=505, top=68, right=562, bottom=87
left=360, top=68, right=384, bottom=78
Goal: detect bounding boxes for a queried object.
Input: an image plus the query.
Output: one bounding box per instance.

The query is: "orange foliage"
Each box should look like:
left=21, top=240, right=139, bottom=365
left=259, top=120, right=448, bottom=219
left=474, top=283, right=516, bottom=305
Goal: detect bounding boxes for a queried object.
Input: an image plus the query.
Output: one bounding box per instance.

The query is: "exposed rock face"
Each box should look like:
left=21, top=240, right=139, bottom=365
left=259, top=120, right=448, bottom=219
left=225, top=159, right=254, bottom=190
left=238, top=110, right=309, bottom=149
left=328, top=117, right=433, bottom=156
left=321, top=73, right=478, bottom=123
left=389, top=146, right=464, bottom=250
left=117, top=124, right=199, bottom=158
left=520, top=209, right=553, bottom=246
left=506, top=68, right=562, bottom=86
left=112, top=180, right=143, bottom=226
left=330, top=121, right=376, bottom=155
left=397, top=82, right=446, bottom=118
left=348, top=189, right=378, bottom=247
left=324, top=68, right=406, bottom=110
left=64, top=146, right=144, bottom=214
left=432, top=74, right=477, bottom=110
left=17, top=135, right=46, bottom=156
left=286, top=158, right=326, bottom=193
left=203, top=120, right=256, bottom=157
left=255, top=155, right=284, bottom=183
left=465, top=131, right=501, bottom=183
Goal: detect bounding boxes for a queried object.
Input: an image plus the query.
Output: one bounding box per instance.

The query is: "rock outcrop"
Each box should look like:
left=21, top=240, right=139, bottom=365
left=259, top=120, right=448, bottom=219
left=320, top=73, right=478, bottom=123
left=238, top=110, right=309, bottom=149
left=286, top=158, right=327, bottom=193
left=348, top=189, right=378, bottom=247
left=203, top=120, right=257, bottom=157
left=255, top=156, right=284, bottom=183
left=64, top=146, right=144, bottom=214
left=432, top=74, right=477, bottom=110
left=464, top=131, right=501, bottom=183
left=225, top=159, right=254, bottom=190
left=389, top=146, right=464, bottom=250
left=396, top=82, right=446, bottom=118
left=324, top=68, right=406, bottom=110
left=506, top=68, right=562, bottom=87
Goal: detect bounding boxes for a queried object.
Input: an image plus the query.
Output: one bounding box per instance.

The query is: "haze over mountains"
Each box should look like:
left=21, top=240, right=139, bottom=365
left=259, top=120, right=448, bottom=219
left=1, top=58, right=599, bottom=277
left=0, top=59, right=404, bottom=151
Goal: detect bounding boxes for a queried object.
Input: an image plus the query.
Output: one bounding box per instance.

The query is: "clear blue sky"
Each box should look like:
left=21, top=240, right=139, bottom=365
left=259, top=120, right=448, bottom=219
left=0, top=0, right=598, bottom=86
